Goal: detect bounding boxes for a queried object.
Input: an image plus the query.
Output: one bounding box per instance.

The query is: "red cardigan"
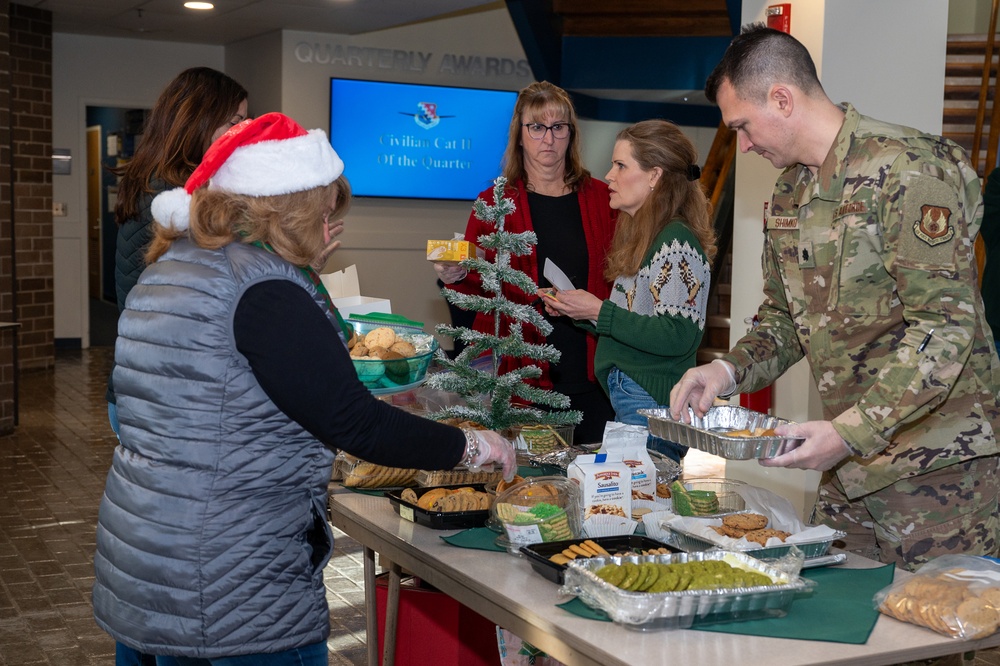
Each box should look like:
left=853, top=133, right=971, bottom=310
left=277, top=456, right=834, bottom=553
left=446, top=177, right=616, bottom=390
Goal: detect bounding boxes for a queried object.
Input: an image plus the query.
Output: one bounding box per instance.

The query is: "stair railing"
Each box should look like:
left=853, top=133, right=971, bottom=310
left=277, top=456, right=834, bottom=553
left=974, top=0, right=1000, bottom=284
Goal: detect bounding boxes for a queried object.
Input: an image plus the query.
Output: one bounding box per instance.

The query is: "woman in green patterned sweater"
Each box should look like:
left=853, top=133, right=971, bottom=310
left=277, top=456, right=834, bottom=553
left=539, top=120, right=716, bottom=462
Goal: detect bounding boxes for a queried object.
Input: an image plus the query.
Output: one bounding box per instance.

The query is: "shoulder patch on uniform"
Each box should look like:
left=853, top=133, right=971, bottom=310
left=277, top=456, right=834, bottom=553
left=913, top=204, right=955, bottom=246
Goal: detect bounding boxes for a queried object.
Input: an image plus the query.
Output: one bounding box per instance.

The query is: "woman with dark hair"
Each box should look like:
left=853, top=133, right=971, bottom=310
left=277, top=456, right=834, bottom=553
left=435, top=81, right=617, bottom=444
left=94, top=113, right=515, bottom=665
left=113, top=67, right=249, bottom=307
left=105, top=66, right=248, bottom=666
left=540, top=119, right=716, bottom=463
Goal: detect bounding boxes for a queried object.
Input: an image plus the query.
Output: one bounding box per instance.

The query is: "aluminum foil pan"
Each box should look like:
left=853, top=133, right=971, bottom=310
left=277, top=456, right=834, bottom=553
left=640, top=405, right=804, bottom=460
left=666, top=524, right=845, bottom=560
left=560, top=550, right=813, bottom=631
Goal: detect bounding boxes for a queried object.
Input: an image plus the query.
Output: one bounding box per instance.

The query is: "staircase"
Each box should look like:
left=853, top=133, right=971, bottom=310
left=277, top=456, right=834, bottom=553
left=943, top=34, right=999, bottom=178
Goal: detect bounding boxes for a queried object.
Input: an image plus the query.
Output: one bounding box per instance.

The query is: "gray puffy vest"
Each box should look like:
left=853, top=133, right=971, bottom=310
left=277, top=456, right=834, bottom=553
left=93, top=239, right=336, bottom=657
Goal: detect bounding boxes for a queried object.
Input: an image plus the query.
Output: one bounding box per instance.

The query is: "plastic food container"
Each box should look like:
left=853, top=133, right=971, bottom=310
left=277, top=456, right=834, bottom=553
left=414, top=469, right=503, bottom=487
left=340, top=455, right=419, bottom=489
left=491, top=476, right=583, bottom=553
left=640, top=406, right=804, bottom=460
left=561, top=550, right=813, bottom=631
left=348, top=317, right=439, bottom=395
left=675, top=478, right=747, bottom=517
left=511, top=425, right=574, bottom=456
left=387, top=484, right=491, bottom=530
left=520, top=535, right=679, bottom=585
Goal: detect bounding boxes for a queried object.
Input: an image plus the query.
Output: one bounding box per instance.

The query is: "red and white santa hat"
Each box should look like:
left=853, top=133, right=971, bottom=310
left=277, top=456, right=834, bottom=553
left=152, top=112, right=345, bottom=231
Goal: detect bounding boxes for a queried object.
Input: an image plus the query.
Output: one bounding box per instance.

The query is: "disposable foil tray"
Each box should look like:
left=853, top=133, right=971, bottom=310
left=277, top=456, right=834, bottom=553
left=640, top=406, right=804, bottom=460
left=561, top=550, right=813, bottom=631
left=667, top=523, right=845, bottom=560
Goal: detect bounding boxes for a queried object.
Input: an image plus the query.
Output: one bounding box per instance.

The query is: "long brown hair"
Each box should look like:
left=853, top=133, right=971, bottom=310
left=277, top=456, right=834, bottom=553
left=500, top=81, right=590, bottom=191
left=145, top=176, right=352, bottom=267
left=114, top=67, right=247, bottom=223
left=604, top=120, right=716, bottom=280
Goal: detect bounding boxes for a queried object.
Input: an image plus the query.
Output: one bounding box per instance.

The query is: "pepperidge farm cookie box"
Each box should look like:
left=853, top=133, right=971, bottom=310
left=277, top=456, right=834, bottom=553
left=567, top=453, right=631, bottom=520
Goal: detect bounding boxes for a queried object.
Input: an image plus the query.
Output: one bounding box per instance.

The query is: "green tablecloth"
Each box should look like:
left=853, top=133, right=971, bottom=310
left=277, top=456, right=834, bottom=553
left=556, top=564, right=894, bottom=644
left=440, top=527, right=506, bottom=551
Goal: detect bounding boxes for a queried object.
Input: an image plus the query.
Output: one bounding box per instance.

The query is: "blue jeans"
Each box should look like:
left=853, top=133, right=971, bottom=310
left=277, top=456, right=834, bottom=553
left=117, top=644, right=156, bottom=666
left=108, top=401, right=120, bottom=437
left=154, top=642, right=328, bottom=666
left=606, top=367, right=687, bottom=463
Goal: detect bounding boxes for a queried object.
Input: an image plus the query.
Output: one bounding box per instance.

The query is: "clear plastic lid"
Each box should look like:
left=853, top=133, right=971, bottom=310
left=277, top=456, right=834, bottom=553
left=489, top=476, right=582, bottom=554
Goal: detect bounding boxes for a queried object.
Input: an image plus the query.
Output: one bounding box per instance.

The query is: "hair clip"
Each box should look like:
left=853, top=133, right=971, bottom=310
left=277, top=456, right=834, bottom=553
left=687, top=164, right=701, bottom=181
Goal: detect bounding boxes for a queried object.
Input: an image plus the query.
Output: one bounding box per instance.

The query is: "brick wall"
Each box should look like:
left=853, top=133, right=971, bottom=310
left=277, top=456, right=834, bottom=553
left=0, top=1, right=13, bottom=433
left=9, top=2, right=53, bottom=380
left=0, top=1, right=52, bottom=432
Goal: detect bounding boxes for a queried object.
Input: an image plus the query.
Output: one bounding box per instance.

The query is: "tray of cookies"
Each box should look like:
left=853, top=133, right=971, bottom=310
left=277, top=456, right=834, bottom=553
left=414, top=468, right=503, bottom=487
left=520, top=535, right=680, bottom=585
left=340, top=454, right=420, bottom=489
left=387, top=484, right=491, bottom=530
left=664, top=511, right=844, bottom=560
left=561, top=550, right=813, bottom=631
left=640, top=405, right=804, bottom=460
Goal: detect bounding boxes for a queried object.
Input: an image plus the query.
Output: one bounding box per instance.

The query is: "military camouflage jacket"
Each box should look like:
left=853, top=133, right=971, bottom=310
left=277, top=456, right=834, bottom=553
left=723, top=103, right=1000, bottom=499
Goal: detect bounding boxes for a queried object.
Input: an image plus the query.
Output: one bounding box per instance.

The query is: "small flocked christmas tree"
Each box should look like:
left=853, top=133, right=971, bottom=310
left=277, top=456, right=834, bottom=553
left=428, top=177, right=582, bottom=432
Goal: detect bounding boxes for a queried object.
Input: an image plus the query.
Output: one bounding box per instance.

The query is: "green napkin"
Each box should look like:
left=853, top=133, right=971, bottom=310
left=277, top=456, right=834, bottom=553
left=557, top=564, right=894, bottom=644
left=440, top=527, right=506, bottom=552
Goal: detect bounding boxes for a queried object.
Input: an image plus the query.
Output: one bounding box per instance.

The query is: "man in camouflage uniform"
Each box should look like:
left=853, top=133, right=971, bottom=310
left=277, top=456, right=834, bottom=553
left=670, top=23, right=1000, bottom=571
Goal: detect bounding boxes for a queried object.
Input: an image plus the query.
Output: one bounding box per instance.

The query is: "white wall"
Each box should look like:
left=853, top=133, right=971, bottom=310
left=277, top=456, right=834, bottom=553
left=52, top=33, right=225, bottom=343
left=725, top=0, right=949, bottom=520
left=50, top=6, right=728, bottom=347
left=949, top=0, right=993, bottom=33
left=269, top=10, right=535, bottom=343
left=225, top=31, right=283, bottom=119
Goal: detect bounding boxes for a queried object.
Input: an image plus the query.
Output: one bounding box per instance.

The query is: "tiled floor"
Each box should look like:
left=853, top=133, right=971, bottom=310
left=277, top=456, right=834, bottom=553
left=0, top=348, right=368, bottom=665
left=3, top=346, right=1000, bottom=665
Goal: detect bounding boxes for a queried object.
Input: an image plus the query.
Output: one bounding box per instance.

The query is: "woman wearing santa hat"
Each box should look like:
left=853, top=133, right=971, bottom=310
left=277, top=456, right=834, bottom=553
left=92, top=113, right=516, bottom=665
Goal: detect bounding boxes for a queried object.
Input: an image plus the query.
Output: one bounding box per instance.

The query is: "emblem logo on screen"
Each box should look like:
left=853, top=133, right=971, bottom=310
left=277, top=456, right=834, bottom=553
left=400, top=102, right=455, bottom=130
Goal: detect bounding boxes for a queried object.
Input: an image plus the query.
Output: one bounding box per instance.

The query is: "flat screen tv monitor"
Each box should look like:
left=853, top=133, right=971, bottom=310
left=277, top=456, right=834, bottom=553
left=329, top=78, right=518, bottom=200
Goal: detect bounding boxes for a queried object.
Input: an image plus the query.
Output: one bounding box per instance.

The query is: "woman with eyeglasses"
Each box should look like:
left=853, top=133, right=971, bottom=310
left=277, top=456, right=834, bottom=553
left=435, top=81, right=617, bottom=444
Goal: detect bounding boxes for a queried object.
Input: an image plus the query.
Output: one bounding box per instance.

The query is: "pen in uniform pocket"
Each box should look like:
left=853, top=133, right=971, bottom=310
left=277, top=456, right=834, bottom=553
left=917, top=329, right=934, bottom=353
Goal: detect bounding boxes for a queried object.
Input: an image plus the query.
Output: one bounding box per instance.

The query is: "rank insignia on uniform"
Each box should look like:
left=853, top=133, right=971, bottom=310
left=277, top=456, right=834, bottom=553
left=913, top=204, right=954, bottom=246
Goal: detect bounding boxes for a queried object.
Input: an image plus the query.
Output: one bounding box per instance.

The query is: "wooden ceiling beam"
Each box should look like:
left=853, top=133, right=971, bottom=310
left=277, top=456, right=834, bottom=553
left=553, top=0, right=727, bottom=14
left=561, top=16, right=731, bottom=37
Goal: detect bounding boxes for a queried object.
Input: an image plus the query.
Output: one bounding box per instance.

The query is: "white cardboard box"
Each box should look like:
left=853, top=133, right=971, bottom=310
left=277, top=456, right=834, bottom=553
left=321, top=265, right=391, bottom=318
left=331, top=295, right=392, bottom=319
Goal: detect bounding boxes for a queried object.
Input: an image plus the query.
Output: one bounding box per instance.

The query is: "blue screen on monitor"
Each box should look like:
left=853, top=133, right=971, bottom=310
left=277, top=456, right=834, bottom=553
left=329, top=78, right=517, bottom=200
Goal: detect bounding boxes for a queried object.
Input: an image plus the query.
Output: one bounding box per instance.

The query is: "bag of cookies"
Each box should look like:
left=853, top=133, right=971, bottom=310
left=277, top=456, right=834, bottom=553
left=567, top=453, right=632, bottom=524
left=875, top=554, right=1000, bottom=640
left=598, top=423, right=657, bottom=501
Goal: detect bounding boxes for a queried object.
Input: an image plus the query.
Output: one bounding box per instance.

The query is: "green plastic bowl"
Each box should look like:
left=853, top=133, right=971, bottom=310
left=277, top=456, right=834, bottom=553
left=347, top=318, right=439, bottom=393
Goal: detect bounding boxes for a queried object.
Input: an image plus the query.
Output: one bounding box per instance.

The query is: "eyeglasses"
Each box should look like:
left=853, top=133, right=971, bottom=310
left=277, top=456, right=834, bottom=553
left=522, top=122, right=571, bottom=140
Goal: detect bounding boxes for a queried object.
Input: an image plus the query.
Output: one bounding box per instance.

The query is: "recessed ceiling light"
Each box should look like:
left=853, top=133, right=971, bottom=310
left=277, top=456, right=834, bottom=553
left=184, top=2, right=214, bottom=9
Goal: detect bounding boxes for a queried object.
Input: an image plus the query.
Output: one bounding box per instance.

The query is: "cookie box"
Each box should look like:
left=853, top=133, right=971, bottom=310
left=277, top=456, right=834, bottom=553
left=387, top=484, right=490, bottom=530
left=561, top=550, right=813, bottom=631
left=666, top=521, right=845, bottom=560
left=520, top=535, right=680, bottom=585
left=414, top=468, right=503, bottom=487
left=640, top=406, right=804, bottom=460
left=340, top=455, right=419, bottom=489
